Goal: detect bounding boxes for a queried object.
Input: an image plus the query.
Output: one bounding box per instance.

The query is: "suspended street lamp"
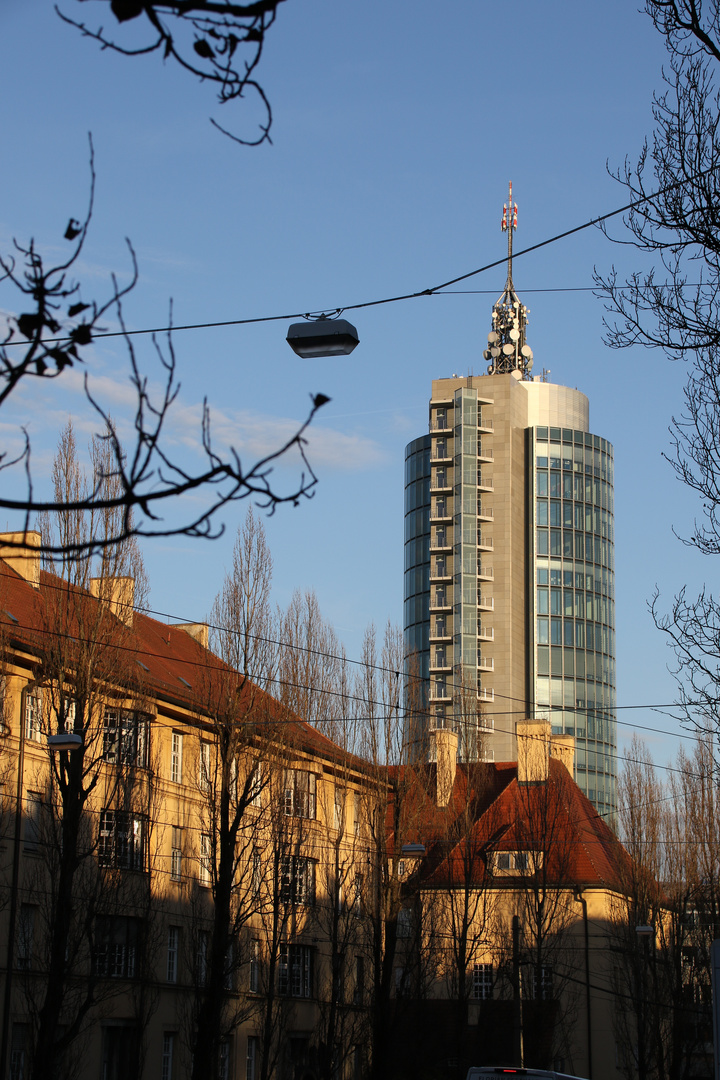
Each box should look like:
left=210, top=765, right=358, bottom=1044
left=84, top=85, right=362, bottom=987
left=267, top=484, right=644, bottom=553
left=286, top=313, right=360, bottom=358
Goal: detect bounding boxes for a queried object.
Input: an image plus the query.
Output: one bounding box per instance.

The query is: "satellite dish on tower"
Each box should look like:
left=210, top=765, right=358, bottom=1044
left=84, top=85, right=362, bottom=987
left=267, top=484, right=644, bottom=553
left=521, top=344, right=533, bottom=359
left=487, top=331, right=499, bottom=344
left=502, top=344, right=514, bottom=356
left=509, top=328, right=520, bottom=342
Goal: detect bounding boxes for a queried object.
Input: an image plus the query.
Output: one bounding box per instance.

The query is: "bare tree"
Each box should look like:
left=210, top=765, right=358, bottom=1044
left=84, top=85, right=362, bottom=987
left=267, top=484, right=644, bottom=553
left=4, top=421, right=156, bottom=1080
left=0, top=151, right=327, bottom=557
left=188, top=507, right=279, bottom=1080
left=57, top=0, right=286, bottom=145
left=277, top=590, right=344, bottom=741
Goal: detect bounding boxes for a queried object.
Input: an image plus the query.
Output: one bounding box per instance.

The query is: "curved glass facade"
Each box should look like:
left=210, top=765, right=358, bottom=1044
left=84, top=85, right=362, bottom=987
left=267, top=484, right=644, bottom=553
left=531, top=426, right=616, bottom=814
left=404, top=435, right=431, bottom=750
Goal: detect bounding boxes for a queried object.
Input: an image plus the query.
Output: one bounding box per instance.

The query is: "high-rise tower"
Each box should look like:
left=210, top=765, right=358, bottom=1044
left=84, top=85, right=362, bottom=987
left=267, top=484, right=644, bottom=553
left=404, top=185, right=617, bottom=816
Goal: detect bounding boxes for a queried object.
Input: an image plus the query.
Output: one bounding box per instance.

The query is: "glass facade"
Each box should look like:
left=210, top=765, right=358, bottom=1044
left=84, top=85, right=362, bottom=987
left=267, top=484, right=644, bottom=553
left=404, top=435, right=431, bottom=749
left=531, top=426, right=616, bottom=815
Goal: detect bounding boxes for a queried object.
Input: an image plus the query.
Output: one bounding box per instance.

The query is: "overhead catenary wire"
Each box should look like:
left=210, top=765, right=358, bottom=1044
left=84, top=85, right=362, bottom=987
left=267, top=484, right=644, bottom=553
left=8, top=165, right=718, bottom=348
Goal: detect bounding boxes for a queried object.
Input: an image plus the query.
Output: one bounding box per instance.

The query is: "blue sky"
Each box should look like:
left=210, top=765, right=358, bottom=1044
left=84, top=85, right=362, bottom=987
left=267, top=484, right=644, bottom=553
left=0, top=0, right=708, bottom=767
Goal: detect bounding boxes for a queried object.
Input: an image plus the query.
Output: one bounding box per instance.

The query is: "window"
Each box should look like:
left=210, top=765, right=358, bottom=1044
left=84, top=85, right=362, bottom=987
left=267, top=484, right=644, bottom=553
left=17, top=905, right=35, bottom=970
left=103, top=709, right=149, bottom=768
left=533, top=964, right=553, bottom=1000
left=334, top=787, right=345, bottom=832
left=171, top=826, right=182, bottom=881
left=473, top=963, right=493, bottom=1000
left=200, top=833, right=212, bottom=886
left=252, top=848, right=261, bottom=897
left=23, top=792, right=42, bottom=852
left=352, top=873, right=363, bottom=916
left=24, top=689, right=42, bottom=742
left=249, top=765, right=263, bottom=807
left=199, top=741, right=212, bottom=792
left=249, top=939, right=260, bottom=993
left=353, top=956, right=364, bottom=1005
left=10, top=1023, right=29, bottom=1080
left=58, top=694, right=76, bottom=734
left=397, top=907, right=413, bottom=939
left=196, top=930, right=210, bottom=986
left=280, top=856, right=315, bottom=906
left=98, top=810, right=146, bottom=872
left=93, top=916, right=140, bottom=978
left=246, top=1037, right=258, bottom=1080
left=278, top=944, right=313, bottom=998
left=101, top=1025, right=140, bottom=1080
left=162, top=1033, right=176, bottom=1080
left=354, top=791, right=361, bottom=836
left=219, top=1041, right=230, bottom=1080
left=171, top=732, right=183, bottom=784
left=283, top=769, right=316, bottom=819
left=167, top=927, right=180, bottom=984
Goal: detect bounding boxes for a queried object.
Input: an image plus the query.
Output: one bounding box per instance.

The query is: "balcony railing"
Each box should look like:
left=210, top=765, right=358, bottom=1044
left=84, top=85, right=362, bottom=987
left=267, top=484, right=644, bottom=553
left=430, top=478, right=452, bottom=492
left=478, top=417, right=494, bottom=433
left=477, top=566, right=494, bottom=581
left=479, top=716, right=495, bottom=731
left=477, top=658, right=495, bottom=672
left=477, top=597, right=494, bottom=612
left=477, top=688, right=495, bottom=702
left=477, top=477, right=494, bottom=493
left=429, top=569, right=452, bottom=582
left=477, top=537, right=493, bottom=551
left=430, top=536, right=452, bottom=551
left=430, top=507, right=452, bottom=521
left=477, top=507, right=493, bottom=522
left=477, top=448, right=494, bottom=463
left=477, top=628, right=494, bottom=641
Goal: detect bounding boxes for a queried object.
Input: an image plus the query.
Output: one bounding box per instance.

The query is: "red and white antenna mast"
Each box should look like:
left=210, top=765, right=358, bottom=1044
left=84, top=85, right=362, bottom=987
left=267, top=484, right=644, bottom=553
left=484, top=182, right=533, bottom=379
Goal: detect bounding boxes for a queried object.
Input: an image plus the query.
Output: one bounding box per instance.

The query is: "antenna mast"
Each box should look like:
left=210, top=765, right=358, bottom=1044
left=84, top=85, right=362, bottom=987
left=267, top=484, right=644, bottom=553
left=484, top=182, right=533, bottom=379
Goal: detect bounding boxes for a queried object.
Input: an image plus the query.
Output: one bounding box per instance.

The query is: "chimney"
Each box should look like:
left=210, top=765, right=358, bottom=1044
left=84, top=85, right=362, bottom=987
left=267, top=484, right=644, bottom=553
left=90, top=575, right=135, bottom=627
left=0, top=531, right=41, bottom=588
left=175, top=622, right=209, bottom=649
left=516, top=719, right=551, bottom=784
left=550, top=734, right=575, bottom=776
left=435, top=727, right=458, bottom=807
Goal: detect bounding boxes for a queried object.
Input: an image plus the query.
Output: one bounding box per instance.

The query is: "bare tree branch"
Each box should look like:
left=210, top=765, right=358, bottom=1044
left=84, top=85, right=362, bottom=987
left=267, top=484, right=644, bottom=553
left=56, top=0, right=288, bottom=145
left=0, top=148, right=327, bottom=556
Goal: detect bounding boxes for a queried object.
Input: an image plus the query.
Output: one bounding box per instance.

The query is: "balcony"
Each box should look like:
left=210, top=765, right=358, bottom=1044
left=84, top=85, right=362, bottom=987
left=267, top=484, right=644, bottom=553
left=477, top=566, right=494, bottom=582
left=429, top=628, right=452, bottom=643
left=430, top=596, right=452, bottom=612
left=477, top=536, right=493, bottom=552
left=477, top=596, right=494, bottom=612
left=430, top=418, right=452, bottom=433
left=479, top=716, right=495, bottom=731
left=477, top=688, right=495, bottom=702
left=477, top=657, right=494, bottom=672
left=430, top=657, right=452, bottom=673
left=477, top=447, right=494, bottom=463
left=430, top=536, right=452, bottom=552
left=477, top=506, right=493, bottom=522
left=477, top=627, right=494, bottom=642
left=430, top=446, right=452, bottom=463
left=477, top=477, right=494, bottom=493
left=430, top=478, right=452, bottom=493
left=429, top=690, right=452, bottom=703
left=478, top=417, right=494, bottom=434
left=429, top=568, right=452, bottom=583
left=430, top=507, right=452, bottom=522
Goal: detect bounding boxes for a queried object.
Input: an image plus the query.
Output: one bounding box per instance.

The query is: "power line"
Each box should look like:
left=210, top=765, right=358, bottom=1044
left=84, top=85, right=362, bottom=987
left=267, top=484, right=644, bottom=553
left=13, top=166, right=718, bottom=348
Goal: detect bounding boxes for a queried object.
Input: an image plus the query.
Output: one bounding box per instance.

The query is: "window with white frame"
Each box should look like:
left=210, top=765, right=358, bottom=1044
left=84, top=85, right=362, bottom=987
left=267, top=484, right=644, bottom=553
left=278, top=944, right=313, bottom=998
left=334, top=787, right=345, bottom=832
left=171, top=826, right=182, bottom=881
left=249, top=939, right=260, bottom=993
left=24, top=689, right=42, bottom=742
left=280, top=856, right=315, bottom=906
left=283, top=769, right=316, bottom=819
left=98, top=810, right=146, bottom=872
left=494, top=851, right=532, bottom=874
left=103, top=708, right=149, bottom=768
left=196, top=930, right=210, bottom=986
left=93, top=916, right=140, bottom=978
left=199, top=741, right=212, bottom=792
left=397, top=906, right=413, bottom=938
left=249, top=765, right=263, bottom=807
left=472, top=962, right=493, bottom=1000
left=354, top=791, right=361, bottom=836
left=532, top=964, right=553, bottom=1000
left=161, top=1033, right=176, bottom=1080
left=251, top=848, right=261, bottom=897
left=167, top=927, right=179, bottom=984
left=246, top=1036, right=258, bottom=1080
left=200, top=833, right=212, bottom=886
left=23, top=792, right=43, bottom=852
left=171, top=732, right=183, bottom=784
